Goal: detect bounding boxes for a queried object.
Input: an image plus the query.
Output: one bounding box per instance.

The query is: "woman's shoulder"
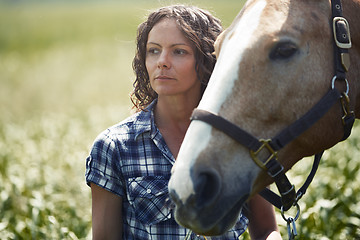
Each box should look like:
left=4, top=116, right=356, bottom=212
left=94, top=109, right=152, bottom=144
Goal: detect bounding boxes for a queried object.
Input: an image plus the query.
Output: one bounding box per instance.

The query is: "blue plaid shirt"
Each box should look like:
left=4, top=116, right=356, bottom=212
left=86, top=101, right=248, bottom=240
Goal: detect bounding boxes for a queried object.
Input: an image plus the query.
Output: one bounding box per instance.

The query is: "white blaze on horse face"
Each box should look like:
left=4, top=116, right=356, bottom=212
left=169, top=0, right=267, bottom=204
left=198, top=0, right=267, bottom=112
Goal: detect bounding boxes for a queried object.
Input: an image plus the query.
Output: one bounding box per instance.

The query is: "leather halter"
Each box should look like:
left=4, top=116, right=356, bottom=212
left=190, top=0, right=354, bottom=212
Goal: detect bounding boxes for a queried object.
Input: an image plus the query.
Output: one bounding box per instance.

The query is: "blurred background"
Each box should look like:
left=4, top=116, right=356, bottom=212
left=0, top=0, right=359, bottom=239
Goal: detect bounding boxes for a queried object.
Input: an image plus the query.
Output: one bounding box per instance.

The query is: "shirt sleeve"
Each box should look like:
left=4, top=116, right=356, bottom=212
left=85, top=129, right=125, bottom=197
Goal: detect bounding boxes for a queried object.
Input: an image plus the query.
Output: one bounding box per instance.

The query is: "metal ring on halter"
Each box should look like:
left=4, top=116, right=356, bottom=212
left=281, top=203, right=300, bottom=223
left=331, top=76, right=349, bottom=95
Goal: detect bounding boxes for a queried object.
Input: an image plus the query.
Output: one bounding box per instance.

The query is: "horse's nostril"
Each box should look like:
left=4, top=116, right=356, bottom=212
left=194, top=168, right=221, bottom=209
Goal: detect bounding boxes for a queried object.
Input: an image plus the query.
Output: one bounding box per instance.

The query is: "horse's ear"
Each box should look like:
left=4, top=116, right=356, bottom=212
left=214, top=29, right=228, bottom=58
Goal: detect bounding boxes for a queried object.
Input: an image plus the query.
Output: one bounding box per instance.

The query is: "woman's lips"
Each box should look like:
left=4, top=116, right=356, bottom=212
left=155, top=75, right=175, bottom=80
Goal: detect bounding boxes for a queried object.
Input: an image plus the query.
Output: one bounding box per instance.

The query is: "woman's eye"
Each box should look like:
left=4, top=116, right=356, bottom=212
left=147, top=48, right=160, bottom=55
left=269, top=41, right=298, bottom=60
left=174, top=49, right=187, bottom=55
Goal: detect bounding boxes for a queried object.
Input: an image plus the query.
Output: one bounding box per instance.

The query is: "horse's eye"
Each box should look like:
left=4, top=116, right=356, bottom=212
left=269, top=41, right=298, bottom=60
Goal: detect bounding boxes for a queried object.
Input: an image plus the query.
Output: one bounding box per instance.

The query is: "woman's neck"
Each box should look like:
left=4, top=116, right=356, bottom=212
left=154, top=95, right=200, bottom=158
left=155, top=95, right=199, bottom=127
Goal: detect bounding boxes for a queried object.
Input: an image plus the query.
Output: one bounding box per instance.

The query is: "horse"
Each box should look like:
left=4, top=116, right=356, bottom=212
left=168, top=0, right=360, bottom=236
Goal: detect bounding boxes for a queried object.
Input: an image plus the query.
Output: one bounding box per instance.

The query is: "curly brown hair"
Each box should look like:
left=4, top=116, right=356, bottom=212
left=130, top=5, right=223, bottom=111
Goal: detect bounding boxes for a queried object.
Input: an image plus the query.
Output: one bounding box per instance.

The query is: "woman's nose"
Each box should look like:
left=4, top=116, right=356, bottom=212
left=157, top=51, right=171, bottom=69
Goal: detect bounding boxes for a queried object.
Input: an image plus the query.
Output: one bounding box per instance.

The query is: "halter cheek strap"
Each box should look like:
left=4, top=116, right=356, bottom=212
left=332, top=0, right=354, bottom=140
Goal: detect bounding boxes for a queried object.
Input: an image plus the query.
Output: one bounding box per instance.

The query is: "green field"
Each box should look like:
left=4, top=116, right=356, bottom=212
left=0, top=1, right=359, bottom=239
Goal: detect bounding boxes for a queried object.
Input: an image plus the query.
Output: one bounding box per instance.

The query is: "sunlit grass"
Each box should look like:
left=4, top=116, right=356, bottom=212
left=0, top=105, right=129, bottom=239
left=280, top=124, right=360, bottom=239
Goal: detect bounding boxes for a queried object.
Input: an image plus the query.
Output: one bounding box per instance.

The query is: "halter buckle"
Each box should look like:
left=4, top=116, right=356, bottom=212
left=250, top=139, right=278, bottom=170
left=332, top=17, right=352, bottom=49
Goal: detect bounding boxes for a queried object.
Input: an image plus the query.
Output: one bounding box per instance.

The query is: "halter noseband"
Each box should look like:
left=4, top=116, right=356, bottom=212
left=190, top=0, right=353, bottom=222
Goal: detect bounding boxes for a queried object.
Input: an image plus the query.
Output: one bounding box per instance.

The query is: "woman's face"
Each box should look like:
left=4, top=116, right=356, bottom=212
left=146, top=18, right=201, bottom=99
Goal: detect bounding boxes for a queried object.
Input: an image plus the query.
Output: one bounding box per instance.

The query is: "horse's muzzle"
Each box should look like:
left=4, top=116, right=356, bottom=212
left=169, top=167, right=249, bottom=235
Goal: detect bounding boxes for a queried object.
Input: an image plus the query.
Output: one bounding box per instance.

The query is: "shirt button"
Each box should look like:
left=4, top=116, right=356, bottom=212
left=147, top=189, right=152, bottom=194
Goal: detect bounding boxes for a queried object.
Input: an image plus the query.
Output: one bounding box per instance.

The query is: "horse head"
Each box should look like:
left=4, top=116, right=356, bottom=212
left=169, top=0, right=360, bottom=236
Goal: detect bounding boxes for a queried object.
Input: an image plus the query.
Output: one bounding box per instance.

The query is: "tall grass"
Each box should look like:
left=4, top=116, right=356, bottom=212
left=0, top=1, right=359, bottom=239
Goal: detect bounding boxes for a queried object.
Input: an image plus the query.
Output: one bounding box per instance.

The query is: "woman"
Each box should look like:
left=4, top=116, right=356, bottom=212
left=86, top=5, right=281, bottom=240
